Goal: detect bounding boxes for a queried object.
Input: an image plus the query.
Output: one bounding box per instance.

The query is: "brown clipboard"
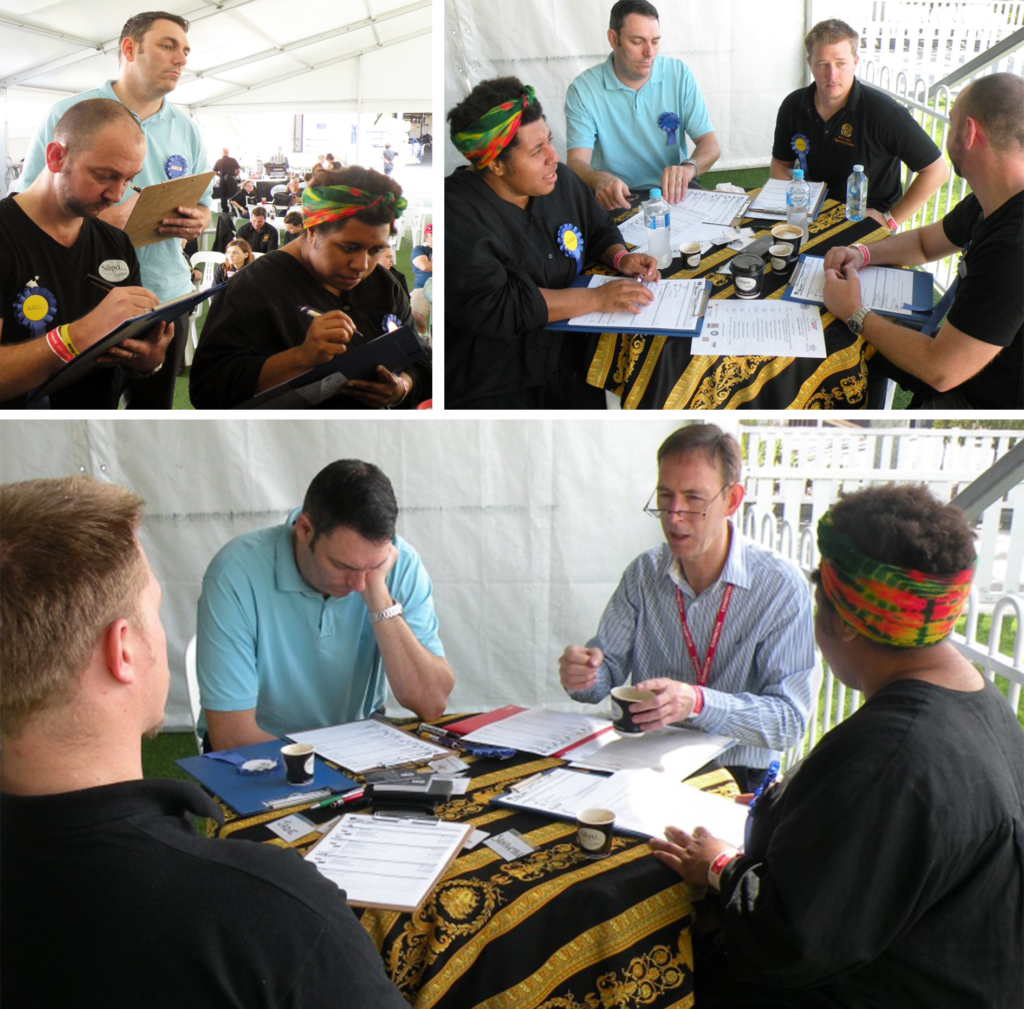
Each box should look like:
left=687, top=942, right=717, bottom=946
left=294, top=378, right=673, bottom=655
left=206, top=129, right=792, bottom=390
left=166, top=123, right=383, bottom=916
left=123, top=171, right=215, bottom=248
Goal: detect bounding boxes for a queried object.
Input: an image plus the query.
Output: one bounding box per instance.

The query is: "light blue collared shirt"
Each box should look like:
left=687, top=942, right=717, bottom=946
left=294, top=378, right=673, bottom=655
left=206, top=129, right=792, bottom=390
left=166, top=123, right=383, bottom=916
left=565, top=54, right=715, bottom=190
left=569, top=524, right=818, bottom=770
left=11, top=80, right=213, bottom=302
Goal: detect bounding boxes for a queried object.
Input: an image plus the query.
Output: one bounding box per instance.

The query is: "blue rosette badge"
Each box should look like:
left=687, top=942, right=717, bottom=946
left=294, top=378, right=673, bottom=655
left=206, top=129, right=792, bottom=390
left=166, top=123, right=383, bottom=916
left=382, top=313, right=402, bottom=333
left=15, top=281, right=57, bottom=337
left=658, top=112, right=681, bottom=146
left=790, top=134, right=809, bottom=174
left=558, top=223, right=584, bottom=277
left=164, top=154, right=188, bottom=179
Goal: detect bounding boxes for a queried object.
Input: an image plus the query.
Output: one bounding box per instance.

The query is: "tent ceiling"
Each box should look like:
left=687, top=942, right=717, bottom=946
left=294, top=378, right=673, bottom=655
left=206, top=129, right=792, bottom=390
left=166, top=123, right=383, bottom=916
left=0, top=0, right=431, bottom=110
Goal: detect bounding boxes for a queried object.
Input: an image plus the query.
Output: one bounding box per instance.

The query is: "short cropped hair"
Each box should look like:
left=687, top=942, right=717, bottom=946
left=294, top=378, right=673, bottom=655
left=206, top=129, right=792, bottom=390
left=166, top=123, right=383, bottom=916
left=657, top=424, right=742, bottom=487
left=957, top=73, right=1024, bottom=154
left=52, top=98, right=144, bottom=156
left=610, top=1, right=660, bottom=35
left=250, top=206, right=267, bottom=219
left=307, top=166, right=404, bottom=237
left=0, top=477, right=148, bottom=738
left=804, top=18, right=859, bottom=59
left=301, top=461, right=398, bottom=544
left=446, top=76, right=546, bottom=166
left=119, top=11, right=190, bottom=64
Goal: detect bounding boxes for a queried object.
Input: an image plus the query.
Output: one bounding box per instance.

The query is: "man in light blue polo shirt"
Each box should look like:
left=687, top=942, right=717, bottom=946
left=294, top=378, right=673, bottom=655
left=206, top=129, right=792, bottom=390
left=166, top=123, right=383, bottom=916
left=566, top=0, right=721, bottom=209
left=196, top=460, right=453, bottom=752
left=12, top=10, right=212, bottom=409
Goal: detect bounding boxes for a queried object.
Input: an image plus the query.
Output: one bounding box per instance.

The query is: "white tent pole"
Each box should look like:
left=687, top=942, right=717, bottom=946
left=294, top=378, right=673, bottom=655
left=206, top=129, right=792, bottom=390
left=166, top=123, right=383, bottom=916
left=1, top=86, right=9, bottom=198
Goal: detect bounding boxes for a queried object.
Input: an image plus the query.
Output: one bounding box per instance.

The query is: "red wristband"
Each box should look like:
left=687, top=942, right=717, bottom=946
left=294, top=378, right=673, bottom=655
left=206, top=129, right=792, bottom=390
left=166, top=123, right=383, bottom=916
left=708, top=850, right=738, bottom=890
left=852, top=243, right=870, bottom=268
left=46, top=327, right=76, bottom=363
left=613, top=249, right=629, bottom=273
left=689, top=684, right=704, bottom=717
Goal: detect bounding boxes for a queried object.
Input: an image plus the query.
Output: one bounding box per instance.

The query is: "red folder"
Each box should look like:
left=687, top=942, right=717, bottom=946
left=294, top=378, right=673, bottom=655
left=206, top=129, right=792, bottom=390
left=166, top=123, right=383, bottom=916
left=443, top=705, right=528, bottom=736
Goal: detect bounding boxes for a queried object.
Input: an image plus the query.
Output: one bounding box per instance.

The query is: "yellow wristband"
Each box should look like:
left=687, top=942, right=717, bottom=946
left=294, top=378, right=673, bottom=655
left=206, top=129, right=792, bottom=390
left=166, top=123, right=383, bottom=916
left=57, top=324, right=80, bottom=358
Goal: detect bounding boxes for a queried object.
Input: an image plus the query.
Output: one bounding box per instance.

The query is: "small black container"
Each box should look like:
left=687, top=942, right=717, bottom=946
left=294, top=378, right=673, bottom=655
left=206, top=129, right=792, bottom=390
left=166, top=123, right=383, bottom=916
left=732, top=253, right=766, bottom=299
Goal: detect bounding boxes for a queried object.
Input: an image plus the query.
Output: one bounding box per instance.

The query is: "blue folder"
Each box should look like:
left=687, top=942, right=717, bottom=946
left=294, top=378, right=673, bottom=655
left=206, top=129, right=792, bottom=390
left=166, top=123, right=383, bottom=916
left=545, top=276, right=712, bottom=338
left=176, top=738, right=358, bottom=816
left=782, top=254, right=935, bottom=326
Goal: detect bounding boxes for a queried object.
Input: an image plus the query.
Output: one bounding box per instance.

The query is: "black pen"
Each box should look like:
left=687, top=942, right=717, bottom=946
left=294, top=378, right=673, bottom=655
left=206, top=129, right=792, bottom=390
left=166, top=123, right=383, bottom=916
left=86, top=273, right=114, bottom=292
left=129, top=184, right=143, bottom=194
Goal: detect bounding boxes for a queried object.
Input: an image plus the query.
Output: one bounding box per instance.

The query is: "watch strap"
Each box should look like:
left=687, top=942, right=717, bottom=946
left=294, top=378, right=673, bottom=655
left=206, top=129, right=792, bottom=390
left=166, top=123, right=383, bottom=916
left=368, top=601, right=404, bottom=623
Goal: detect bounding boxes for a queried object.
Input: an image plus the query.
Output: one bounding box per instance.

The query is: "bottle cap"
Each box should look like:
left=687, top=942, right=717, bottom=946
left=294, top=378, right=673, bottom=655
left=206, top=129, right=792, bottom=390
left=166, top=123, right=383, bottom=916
left=792, top=169, right=804, bottom=179
left=650, top=188, right=662, bottom=199
left=853, top=164, right=864, bottom=172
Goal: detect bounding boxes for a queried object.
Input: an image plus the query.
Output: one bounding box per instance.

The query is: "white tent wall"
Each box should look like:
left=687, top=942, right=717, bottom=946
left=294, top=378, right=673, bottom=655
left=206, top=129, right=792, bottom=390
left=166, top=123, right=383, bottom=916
left=443, top=0, right=807, bottom=177
left=0, top=417, right=694, bottom=733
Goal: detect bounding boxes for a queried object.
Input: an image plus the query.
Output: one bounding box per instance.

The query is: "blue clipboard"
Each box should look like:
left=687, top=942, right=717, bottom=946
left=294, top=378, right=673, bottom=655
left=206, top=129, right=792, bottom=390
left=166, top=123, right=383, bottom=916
left=545, top=276, right=712, bottom=338
left=176, top=738, right=358, bottom=816
left=783, top=254, right=935, bottom=327
left=234, top=323, right=427, bottom=409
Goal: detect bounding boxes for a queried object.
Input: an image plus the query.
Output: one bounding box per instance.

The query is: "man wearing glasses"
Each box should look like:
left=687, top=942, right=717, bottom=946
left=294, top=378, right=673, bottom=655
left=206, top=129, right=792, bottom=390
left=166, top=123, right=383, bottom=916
left=558, top=424, right=817, bottom=790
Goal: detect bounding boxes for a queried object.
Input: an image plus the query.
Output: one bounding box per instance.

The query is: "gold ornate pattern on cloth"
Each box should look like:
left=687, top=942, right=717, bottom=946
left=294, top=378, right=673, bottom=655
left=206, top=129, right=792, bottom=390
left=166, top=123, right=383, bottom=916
left=212, top=718, right=735, bottom=1009
left=584, top=196, right=890, bottom=409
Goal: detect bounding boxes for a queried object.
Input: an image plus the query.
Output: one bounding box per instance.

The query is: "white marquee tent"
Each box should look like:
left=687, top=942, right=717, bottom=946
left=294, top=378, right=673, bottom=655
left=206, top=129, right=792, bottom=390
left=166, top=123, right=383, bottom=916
left=1, top=0, right=433, bottom=193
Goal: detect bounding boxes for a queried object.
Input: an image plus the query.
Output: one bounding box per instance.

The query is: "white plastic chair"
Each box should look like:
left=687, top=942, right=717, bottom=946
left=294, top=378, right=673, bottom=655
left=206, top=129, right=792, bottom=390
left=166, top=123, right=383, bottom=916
left=409, top=198, right=432, bottom=248
left=186, top=252, right=225, bottom=363
left=184, top=635, right=202, bottom=752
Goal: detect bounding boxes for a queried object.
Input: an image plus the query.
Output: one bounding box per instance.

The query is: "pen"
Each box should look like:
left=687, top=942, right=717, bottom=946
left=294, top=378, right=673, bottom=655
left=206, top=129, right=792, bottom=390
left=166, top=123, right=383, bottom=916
left=308, top=787, right=366, bottom=810
left=86, top=273, right=114, bottom=292
left=129, top=184, right=143, bottom=194
left=298, top=305, right=322, bottom=318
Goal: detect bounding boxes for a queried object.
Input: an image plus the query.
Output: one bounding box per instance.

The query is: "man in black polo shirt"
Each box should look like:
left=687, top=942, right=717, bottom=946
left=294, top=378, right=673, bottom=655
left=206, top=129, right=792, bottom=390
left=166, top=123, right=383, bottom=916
left=822, top=73, right=1023, bottom=410
left=770, top=19, right=947, bottom=232
left=0, top=99, right=172, bottom=409
left=213, top=147, right=240, bottom=214
left=237, top=206, right=279, bottom=254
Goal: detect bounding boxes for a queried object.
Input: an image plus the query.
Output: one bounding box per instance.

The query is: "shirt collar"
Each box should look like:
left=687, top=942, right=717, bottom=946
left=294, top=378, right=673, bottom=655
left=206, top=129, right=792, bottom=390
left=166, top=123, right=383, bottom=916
left=799, top=77, right=861, bottom=116
left=601, top=52, right=662, bottom=93
left=98, top=78, right=171, bottom=122
left=665, top=520, right=753, bottom=595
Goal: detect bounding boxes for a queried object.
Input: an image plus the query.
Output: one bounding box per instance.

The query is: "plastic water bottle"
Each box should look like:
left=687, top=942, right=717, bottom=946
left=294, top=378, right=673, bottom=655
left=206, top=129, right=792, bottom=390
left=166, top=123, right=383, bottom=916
left=786, top=169, right=810, bottom=243
left=846, top=164, right=868, bottom=222
left=644, top=188, right=673, bottom=269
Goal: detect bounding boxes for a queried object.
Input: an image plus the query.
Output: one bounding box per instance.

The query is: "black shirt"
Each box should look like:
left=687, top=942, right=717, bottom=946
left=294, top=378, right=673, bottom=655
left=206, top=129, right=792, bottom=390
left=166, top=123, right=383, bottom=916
left=445, top=162, right=622, bottom=407
left=236, top=220, right=279, bottom=255
left=772, top=79, right=941, bottom=211
left=0, top=779, right=409, bottom=1009
left=213, top=155, right=240, bottom=180
left=190, top=250, right=424, bottom=408
left=941, top=191, right=1023, bottom=409
left=0, top=195, right=141, bottom=409
left=717, top=679, right=1024, bottom=1008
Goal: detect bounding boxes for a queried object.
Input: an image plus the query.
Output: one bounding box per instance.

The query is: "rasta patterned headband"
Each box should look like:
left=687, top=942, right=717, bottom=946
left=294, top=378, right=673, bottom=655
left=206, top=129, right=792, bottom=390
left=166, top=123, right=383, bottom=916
left=450, top=86, right=537, bottom=169
left=817, top=511, right=975, bottom=648
left=301, top=185, right=408, bottom=230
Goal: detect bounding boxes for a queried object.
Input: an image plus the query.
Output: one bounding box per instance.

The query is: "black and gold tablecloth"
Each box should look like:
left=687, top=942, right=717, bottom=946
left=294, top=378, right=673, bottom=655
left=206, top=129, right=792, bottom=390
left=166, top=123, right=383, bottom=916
left=585, top=196, right=891, bottom=409
left=214, top=717, right=738, bottom=1009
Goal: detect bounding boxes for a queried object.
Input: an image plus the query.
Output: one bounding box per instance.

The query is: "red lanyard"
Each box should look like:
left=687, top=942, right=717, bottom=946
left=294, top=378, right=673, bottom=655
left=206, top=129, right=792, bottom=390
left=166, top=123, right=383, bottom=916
left=675, top=583, right=734, bottom=686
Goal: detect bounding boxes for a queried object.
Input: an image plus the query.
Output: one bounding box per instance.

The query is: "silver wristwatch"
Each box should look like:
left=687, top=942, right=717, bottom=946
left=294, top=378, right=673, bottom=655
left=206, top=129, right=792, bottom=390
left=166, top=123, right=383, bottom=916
left=681, top=158, right=700, bottom=182
left=846, top=306, right=872, bottom=335
left=368, top=601, right=404, bottom=623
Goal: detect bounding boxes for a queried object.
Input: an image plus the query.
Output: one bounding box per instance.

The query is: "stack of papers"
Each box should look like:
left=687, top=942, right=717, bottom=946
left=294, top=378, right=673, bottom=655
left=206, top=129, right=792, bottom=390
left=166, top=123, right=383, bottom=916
left=692, top=300, right=826, bottom=358
left=567, top=724, right=734, bottom=777
left=747, top=178, right=827, bottom=221
left=567, top=277, right=707, bottom=335
left=787, top=256, right=922, bottom=317
left=496, top=767, right=749, bottom=848
left=461, top=707, right=613, bottom=757
left=618, top=189, right=753, bottom=253
left=288, top=719, right=450, bottom=773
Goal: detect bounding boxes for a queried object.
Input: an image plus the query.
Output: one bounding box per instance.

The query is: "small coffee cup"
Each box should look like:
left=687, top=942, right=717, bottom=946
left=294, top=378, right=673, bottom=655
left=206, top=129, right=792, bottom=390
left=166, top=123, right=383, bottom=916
left=610, top=685, right=655, bottom=735
left=731, top=253, right=766, bottom=299
left=576, top=807, right=615, bottom=859
left=769, top=243, right=796, bottom=275
left=679, top=241, right=702, bottom=269
left=281, top=743, right=315, bottom=786
left=771, top=223, right=803, bottom=257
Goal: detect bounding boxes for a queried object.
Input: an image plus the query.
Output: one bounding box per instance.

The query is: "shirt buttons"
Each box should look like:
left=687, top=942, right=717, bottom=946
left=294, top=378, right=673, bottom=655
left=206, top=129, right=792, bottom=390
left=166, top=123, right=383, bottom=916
left=548, top=253, right=553, bottom=259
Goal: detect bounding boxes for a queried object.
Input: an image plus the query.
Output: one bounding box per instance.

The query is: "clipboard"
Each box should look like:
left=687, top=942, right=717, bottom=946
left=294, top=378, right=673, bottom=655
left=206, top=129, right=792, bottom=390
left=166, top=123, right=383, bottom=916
left=783, top=254, right=934, bottom=326
left=25, top=283, right=227, bottom=406
left=124, top=171, right=216, bottom=248
left=745, top=180, right=828, bottom=223
left=176, top=738, right=358, bottom=817
left=545, top=276, right=713, bottom=338
left=234, top=323, right=428, bottom=409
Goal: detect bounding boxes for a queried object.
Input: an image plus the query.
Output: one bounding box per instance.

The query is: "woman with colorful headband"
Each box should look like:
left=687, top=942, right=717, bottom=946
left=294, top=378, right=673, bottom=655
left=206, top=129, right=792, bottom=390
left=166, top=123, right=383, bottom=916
left=190, top=166, right=428, bottom=409
left=446, top=77, right=661, bottom=409
left=649, top=484, right=1023, bottom=1008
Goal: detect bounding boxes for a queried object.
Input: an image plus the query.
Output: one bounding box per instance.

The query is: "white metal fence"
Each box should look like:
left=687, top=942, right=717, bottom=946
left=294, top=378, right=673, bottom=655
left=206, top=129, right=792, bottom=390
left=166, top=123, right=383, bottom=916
left=737, top=426, right=1024, bottom=762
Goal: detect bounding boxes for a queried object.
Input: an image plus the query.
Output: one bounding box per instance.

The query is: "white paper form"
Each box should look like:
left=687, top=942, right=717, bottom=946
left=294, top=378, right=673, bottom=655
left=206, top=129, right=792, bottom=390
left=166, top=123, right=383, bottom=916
left=616, top=192, right=749, bottom=253
left=567, top=277, right=706, bottom=333
left=498, top=767, right=749, bottom=848
left=461, top=707, right=613, bottom=757
left=747, top=178, right=827, bottom=220
left=289, top=719, right=449, bottom=773
left=692, top=300, right=826, bottom=358
left=306, top=815, right=470, bottom=911
left=568, top=725, right=735, bottom=777
left=671, top=188, right=751, bottom=225
left=788, top=256, right=916, bottom=316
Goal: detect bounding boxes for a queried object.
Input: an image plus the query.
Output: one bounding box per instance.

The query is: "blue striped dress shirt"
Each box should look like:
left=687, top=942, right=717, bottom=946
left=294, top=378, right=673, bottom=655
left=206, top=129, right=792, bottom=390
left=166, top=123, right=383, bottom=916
left=570, top=525, right=818, bottom=770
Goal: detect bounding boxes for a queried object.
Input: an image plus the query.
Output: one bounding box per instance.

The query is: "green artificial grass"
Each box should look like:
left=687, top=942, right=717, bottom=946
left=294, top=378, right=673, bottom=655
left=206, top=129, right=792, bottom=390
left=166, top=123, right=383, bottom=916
left=172, top=233, right=419, bottom=410
left=142, top=731, right=200, bottom=781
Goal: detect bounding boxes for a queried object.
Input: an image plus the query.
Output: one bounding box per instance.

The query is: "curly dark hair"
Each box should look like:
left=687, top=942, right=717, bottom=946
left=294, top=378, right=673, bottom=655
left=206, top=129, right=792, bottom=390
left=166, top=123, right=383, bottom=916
left=822, top=484, right=976, bottom=575
left=306, top=165, right=404, bottom=237
left=446, top=76, right=545, bottom=165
